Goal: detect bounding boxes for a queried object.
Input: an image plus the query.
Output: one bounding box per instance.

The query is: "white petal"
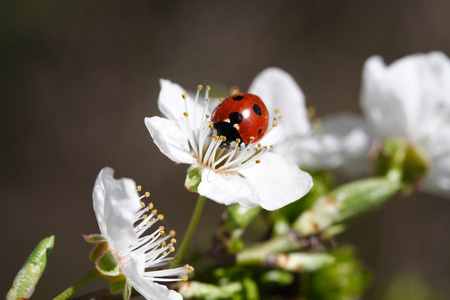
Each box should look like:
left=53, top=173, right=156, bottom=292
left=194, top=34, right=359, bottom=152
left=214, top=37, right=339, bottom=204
left=197, top=168, right=262, bottom=208
left=93, top=167, right=140, bottom=251
left=249, top=67, right=311, bottom=141
left=145, top=116, right=195, bottom=164
left=424, top=155, right=450, bottom=197
left=361, top=52, right=450, bottom=144
left=125, top=253, right=182, bottom=300
left=158, top=79, right=206, bottom=131
left=240, top=152, right=313, bottom=211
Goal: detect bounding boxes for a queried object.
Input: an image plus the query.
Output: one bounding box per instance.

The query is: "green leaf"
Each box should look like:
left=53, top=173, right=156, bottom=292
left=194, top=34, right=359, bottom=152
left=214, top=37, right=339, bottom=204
left=83, top=234, right=107, bottom=244
left=6, top=235, right=55, bottom=300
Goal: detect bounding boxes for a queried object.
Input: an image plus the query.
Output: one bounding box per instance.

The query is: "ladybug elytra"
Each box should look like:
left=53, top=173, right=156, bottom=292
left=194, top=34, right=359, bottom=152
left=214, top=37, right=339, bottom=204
left=211, top=93, right=269, bottom=146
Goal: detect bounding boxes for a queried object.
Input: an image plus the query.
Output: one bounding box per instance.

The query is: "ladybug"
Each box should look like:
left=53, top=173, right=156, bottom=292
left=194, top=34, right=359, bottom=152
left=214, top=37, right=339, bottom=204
left=211, top=93, right=269, bottom=146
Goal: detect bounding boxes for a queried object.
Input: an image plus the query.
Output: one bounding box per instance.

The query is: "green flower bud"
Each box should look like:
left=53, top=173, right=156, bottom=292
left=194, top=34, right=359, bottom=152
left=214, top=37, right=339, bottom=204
left=6, top=235, right=55, bottom=300
left=293, top=177, right=401, bottom=236
left=265, top=252, right=335, bottom=272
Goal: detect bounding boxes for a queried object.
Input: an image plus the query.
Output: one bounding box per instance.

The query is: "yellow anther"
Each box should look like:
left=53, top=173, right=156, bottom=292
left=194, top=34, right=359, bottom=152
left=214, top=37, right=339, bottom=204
left=274, top=108, right=280, bottom=113
left=213, top=135, right=219, bottom=141
left=257, top=143, right=261, bottom=147
left=185, top=264, right=195, bottom=272
left=163, top=251, right=167, bottom=255
left=183, top=112, right=189, bottom=117
left=236, top=146, right=241, bottom=151
left=206, top=98, right=210, bottom=103
left=307, top=106, right=316, bottom=118
left=169, top=244, right=175, bottom=252
left=209, top=124, right=214, bottom=129
left=249, top=137, right=255, bottom=142
left=256, top=160, right=261, bottom=164
left=152, top=209, right=158, bottom=216
left=170, top=230, right=176, bottom=237
left=232, top=88, right=239, bottom=94
left=278, top=114, right=283, bottom=120
left=145, top=191, right=150, bottom=198
left=137, top=185, right=142, bottom=192
left=273, top=117, right=278, bottom=121
left=205, top=114, right=210, bottom=118
left=182, top=94, right=187, bottom=99
left=157, top=214, right=164, bottom=220
left=206, top=85, right=211, bottom=91
left=236, top=138, right=241, bottom=143
left=150, top=217, right=155, bottom=223
left=183, top=276, right=188, bottom=281
left=273, top=123, right=278, bottom=127
left=253, top=147, right=258, bottom=151
left=149, top=203, right=154, bottom=209
left=171, top=238, right=177, bottom=243
left=159, top=225, right=164, bottom=231
left=197, top=84, right=203, bottom=91
left=218, top=97, right=223, bottom=104
left=270, top=144, right=274, bottom=148
left=141, top=201, right=146, bottom=208
left=220, top=136, right=227, bottom=141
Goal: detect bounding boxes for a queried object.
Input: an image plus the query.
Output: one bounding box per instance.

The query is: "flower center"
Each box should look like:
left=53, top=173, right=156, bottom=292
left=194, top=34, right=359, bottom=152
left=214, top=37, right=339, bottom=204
left=180, top=86, right=280, bottom=173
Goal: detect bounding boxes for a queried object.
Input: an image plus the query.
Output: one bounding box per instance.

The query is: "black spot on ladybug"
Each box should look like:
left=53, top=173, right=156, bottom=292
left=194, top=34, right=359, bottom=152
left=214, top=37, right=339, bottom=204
left=258, top=129, right=262, bottom=135
left=253, top=104, right=262, bottom=116
left=232, top=96, right=244, bottom=101
left=229, top=112, right=243, bottom=124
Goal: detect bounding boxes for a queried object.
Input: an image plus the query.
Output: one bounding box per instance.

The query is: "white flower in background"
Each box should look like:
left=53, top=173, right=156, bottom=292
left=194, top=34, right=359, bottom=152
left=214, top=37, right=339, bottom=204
left=361, top=51, right=450, bottom=196
left=252, top=68, right=370, bottom=176
left=86, top=167, right=192, bottom=300
left=145, top=69, right=313, bottom=211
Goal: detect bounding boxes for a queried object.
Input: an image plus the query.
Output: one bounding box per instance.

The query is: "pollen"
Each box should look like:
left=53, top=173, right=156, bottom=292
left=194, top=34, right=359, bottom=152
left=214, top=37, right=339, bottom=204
left=256, top=160, right=261, bottom=164
left=182, top=94, right=187, bottom=99
left=183, top=112, right=189, bottom=117
left=213, top=135, right=219, bottom=141
left=206, top=85, right=211, bottom=91
left=274, top=108, right=280, bottom=113
left=209, top=124, right=214, bottom=129
left=236, top=138, right=241, bottom=143
left=218, top=97, right=223, bottom=104
left=206, top=114, right=210, bottom=118
left=273, top=123, right=278, bottom=127
left=171, top=238, right=177, bottom=243
left=152, top=209, right=158, bottom=216
left=157, top=214, right=164, bottom=220
left=170, top=230, right=176, bottom=237
left=183, top=276, right=188, bottom=281
left=141, top=201, right=146, bottom=208
left=149, top=202, right=154, bottom=209
left=137, top=185, right=142, bottom=192
left=197, top=84, right=203, bottom=91
left=145, top=191, right=150, bottom=198
left=220, top=136, right=227, bottom=142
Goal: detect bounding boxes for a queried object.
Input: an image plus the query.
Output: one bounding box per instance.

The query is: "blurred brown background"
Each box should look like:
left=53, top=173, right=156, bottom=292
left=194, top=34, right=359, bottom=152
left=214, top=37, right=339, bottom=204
left=2, top=1, right=450, bottom=299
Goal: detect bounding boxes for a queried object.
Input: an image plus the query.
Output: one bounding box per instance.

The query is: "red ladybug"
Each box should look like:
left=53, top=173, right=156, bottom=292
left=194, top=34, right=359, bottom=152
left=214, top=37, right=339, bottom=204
left=211, top=93, right=269, bottom=146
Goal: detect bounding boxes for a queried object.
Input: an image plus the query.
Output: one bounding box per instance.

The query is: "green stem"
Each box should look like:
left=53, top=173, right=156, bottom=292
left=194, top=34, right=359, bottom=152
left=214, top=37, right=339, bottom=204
left=53, top=269, right=100, bottom=300
left=170, top=195, right=206, bottom=268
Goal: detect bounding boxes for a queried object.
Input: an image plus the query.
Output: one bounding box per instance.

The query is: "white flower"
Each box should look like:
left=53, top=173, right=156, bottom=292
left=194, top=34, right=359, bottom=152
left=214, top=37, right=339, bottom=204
left=145, top=69, right=313, bottom=211
left=252, top=68, right=370, bottom=176
left=361, top=51, right=450, bottom=196
left=90, top=167, right=191, bottom=300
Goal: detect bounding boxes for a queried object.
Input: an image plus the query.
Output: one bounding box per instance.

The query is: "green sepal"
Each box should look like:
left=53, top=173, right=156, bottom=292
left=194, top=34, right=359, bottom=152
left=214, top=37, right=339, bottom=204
left=95, top=249, right=124, bottom=280
left=109, top=279, right=126, bottom=294
left=6, top=235, right=55, bottom=300
left=185, top=165, right=202, bottom=192
left=123, top=280, right=133, bottom=300
left=83, top=234, right=107, bottom=244
left=89, top=241, right=108, bottom=262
